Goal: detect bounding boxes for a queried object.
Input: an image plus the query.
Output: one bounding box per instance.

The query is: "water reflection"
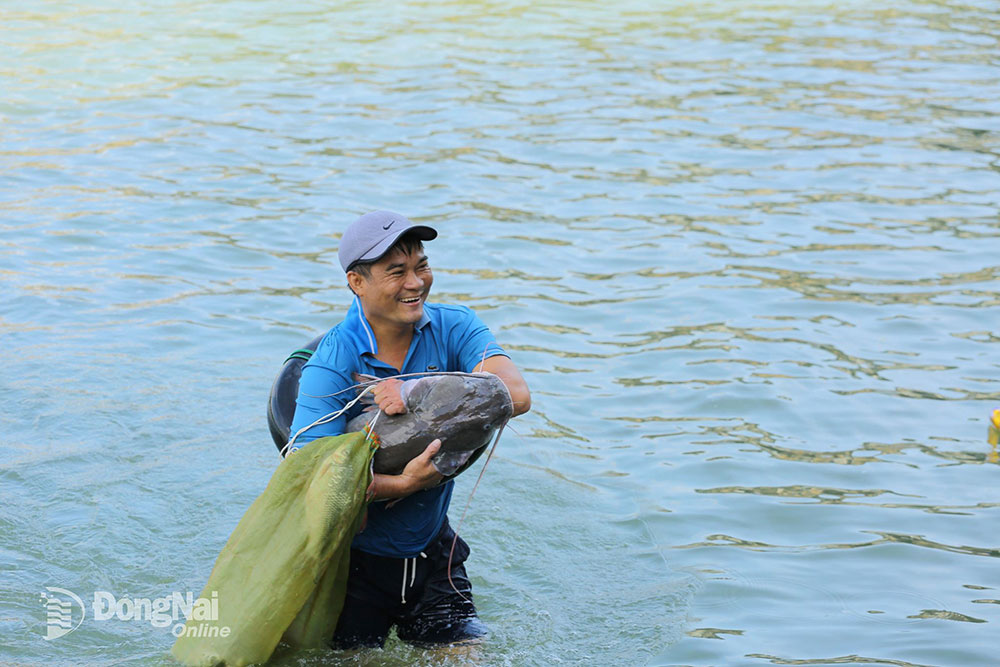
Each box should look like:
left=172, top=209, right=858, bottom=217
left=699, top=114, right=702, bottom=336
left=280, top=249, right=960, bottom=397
left=697, top=484, right=1000, bottom=515
left=672, top=531, right=1000, bottom=560
left=686, top=627, right=744, bottom=640
left=745, top=653, right=934, bottom=666
left=3, top=0, right=999, bottom=664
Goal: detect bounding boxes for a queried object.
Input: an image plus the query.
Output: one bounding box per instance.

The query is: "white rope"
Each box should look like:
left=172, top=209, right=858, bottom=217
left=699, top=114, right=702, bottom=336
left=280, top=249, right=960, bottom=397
left=280, top=385, right=375, bottom=458
left=307, top=370, right=495, bottom=399
left=365, top=408, right=381, bottom=442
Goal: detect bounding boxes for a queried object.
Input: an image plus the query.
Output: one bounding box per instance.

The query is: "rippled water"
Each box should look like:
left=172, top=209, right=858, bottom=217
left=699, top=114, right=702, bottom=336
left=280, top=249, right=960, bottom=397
left=2, top=1, right=999, bottom=665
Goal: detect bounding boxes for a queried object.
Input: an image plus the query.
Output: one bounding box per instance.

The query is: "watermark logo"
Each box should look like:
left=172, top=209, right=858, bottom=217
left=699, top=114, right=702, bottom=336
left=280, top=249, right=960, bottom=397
left=39, top=588, right=228, bottom=640
left=40, top=587, right=86, bottom=641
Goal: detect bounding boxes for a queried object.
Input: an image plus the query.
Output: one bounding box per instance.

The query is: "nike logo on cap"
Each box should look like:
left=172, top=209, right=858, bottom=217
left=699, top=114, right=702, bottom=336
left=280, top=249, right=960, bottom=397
left=382, top=220, right=395, bottom=230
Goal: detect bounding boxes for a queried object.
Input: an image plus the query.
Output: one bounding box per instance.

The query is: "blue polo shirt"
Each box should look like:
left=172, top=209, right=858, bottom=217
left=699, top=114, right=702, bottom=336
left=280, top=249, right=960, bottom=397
left=289, top=296, right=508, bottom=558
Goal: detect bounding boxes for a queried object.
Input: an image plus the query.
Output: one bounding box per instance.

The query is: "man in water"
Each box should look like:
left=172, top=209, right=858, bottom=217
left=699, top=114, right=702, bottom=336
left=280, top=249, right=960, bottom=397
left=288, top=210, right=531, bottom=650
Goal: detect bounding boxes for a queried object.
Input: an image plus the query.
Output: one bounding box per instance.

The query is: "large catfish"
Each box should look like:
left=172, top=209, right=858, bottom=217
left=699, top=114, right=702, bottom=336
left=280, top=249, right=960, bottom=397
left=346, top=372, right=513, bottom=478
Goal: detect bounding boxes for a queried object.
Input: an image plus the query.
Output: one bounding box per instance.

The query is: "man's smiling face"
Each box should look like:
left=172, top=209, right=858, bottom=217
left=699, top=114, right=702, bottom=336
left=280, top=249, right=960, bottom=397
left=348, top=240, right=432, bottom=331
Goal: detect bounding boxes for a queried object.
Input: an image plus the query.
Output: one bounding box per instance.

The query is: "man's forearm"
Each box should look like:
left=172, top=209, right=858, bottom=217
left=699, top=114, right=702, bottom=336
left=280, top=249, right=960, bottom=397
left=370, top=473, right=418, bottom=500
left=502, top=375, right=531, bottom=417
left=474, top=355, right=531, bottom=417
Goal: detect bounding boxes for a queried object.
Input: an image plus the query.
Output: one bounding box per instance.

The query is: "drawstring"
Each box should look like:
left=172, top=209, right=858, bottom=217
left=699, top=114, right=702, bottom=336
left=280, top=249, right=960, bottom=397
left=400, top=560, right=408, bottom=604
left=400, top=552, right=427, bottom=604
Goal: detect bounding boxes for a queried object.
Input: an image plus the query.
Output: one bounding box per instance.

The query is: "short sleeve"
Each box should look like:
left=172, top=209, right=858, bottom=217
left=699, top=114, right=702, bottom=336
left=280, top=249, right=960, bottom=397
left=446, top=306, right=510, bottom=373
left=287, top=334, right=357, bottom=452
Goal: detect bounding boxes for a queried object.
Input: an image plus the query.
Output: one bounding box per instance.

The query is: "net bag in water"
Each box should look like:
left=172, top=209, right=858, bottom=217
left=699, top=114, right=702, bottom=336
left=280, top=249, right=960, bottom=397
left=172, top=431, right=375, bottom=667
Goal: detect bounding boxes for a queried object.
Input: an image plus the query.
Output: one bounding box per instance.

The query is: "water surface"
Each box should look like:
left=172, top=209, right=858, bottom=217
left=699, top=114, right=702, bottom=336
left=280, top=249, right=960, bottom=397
left=2, top=1, right=999, bottom=665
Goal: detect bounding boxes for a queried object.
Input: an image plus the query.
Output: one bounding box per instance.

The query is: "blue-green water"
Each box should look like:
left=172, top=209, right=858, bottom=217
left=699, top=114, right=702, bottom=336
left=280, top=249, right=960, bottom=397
left=2, top=1, right=999, bottom=665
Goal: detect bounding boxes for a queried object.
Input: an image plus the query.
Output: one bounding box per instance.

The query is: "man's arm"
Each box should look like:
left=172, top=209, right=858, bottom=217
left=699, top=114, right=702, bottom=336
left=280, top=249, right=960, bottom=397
left=366, top=357, right=529, bottom=498
left=287, top=359, right=353, bottom=453
left=448, top=305, right=530, bottom=417
left=474, top=354, right=531, bottom=417
left=365, top=305, right=531, bottom=494
left=370, top=357, right=530, bottom=419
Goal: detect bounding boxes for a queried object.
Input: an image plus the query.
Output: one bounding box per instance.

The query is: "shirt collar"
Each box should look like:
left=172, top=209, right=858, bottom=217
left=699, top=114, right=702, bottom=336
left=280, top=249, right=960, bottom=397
left=345, top=295, right=431, bottom=357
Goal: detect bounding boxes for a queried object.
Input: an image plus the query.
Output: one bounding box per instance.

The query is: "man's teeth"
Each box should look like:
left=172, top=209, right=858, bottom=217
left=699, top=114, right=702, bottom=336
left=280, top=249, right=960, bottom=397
left=400, top=297, right=420, bottom=303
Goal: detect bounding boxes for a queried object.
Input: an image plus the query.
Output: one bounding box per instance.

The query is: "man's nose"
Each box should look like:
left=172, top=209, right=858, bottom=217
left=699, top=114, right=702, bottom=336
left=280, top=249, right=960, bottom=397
left=403, top=270, right=424, bottom=290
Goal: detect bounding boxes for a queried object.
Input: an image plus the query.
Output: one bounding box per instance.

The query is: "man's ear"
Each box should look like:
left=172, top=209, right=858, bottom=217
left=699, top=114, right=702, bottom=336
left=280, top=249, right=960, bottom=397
left=347, top=270, right=367, bottom=296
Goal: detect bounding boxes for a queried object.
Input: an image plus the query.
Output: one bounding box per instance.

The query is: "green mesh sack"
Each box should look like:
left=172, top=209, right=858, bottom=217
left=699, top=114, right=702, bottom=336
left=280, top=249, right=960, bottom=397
left=172, top=432, right=375, bottom=666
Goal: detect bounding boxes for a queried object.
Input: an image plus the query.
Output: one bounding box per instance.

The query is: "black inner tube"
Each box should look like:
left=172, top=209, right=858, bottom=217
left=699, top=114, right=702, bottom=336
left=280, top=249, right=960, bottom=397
left=266, top=335, right=323, bottom=453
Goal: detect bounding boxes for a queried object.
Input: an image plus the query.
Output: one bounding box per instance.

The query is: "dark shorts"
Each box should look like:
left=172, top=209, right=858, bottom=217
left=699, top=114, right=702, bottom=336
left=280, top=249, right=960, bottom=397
left=330, top=520, right=488, bottom=649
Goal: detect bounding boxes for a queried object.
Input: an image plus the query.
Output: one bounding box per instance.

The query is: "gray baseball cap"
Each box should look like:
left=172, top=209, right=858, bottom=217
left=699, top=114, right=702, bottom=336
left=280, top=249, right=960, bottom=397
left=338, top=210, right=438, bottom=272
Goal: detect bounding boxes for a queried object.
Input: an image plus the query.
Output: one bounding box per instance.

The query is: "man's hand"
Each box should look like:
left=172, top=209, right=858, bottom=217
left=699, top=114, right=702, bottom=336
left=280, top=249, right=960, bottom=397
left=371, top=439, right=445, bottom=500
left=371, top=378, right=407, bottom=415
left=399, top=438, right=445, bottom=491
